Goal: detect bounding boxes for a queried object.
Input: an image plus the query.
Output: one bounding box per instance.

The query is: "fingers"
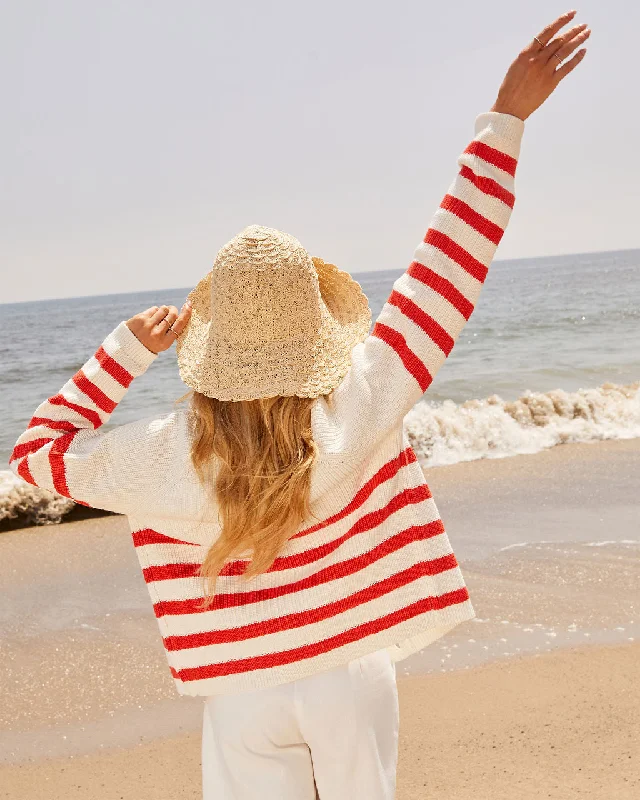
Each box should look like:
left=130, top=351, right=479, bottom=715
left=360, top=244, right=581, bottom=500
left=160, top=306, right=180, bottom=330
left=136, top=301, right=192, bottom=351
left=553, top=47, right=588, bottom=82
left=152, top=305, right=179, bottom=339
left=546, top=23, right=590, bottom=64
left=149, top=305, right=172, bottom=325
left=534, top=9, right=577, bottom=47
left=168, top=301, right=192, bottom=338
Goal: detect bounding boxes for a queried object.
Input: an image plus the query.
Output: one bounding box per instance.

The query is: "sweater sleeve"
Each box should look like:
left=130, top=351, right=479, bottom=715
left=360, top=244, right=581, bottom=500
left=8, top=320, right=159, bottom=515
left=329, top=111, right=525, bottom=446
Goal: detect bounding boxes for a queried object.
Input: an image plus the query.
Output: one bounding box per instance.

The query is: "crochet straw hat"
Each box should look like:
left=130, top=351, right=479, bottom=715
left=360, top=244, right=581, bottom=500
left=175, top=225, right=372, bottom=401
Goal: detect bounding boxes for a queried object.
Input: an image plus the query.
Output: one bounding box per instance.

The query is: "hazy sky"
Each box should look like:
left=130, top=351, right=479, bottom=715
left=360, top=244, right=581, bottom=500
left=2, top=0, right=638, bottom=304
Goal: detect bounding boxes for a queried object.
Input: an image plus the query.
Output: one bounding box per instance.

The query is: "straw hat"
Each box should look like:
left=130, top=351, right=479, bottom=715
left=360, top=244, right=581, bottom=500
left=175, top=225, right=372, bottom=401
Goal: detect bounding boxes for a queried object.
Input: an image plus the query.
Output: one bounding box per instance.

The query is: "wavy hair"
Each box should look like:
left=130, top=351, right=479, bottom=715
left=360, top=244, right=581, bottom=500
left=178, top=390, right=321, bottom=610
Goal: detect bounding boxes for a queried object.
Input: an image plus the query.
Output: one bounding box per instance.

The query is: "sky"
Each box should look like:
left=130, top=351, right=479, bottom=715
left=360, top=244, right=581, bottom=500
left=2, top=0, right=638, bottom=304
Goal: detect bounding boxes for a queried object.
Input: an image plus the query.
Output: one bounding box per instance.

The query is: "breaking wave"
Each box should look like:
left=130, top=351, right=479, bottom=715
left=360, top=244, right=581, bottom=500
left=405, top=380, right=640, bottom=467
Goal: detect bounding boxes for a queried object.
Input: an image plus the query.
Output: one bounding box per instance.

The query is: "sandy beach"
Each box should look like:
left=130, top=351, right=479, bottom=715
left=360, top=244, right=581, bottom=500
left=1, top=437, right=639, bottom=798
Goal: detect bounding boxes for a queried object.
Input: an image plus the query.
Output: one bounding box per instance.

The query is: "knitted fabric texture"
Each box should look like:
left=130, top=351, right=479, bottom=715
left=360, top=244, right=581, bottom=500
left=9, top=111, right=525, bottom=697
left=176, top=226, right=372, bottom=400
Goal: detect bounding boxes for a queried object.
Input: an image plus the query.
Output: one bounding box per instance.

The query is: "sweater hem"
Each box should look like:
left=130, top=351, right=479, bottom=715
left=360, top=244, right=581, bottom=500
left=171, top=597, right=476, bottom=697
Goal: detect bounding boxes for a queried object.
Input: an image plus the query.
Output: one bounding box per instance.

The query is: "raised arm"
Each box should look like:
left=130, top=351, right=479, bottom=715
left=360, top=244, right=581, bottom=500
left=8, top=303, right=191, bottom=514
left=328, top=11, right=590, bottom=446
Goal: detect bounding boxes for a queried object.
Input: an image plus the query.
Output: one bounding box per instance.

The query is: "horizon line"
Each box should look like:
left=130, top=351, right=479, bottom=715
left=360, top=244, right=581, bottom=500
left=3, top=245, right=639, bottom=308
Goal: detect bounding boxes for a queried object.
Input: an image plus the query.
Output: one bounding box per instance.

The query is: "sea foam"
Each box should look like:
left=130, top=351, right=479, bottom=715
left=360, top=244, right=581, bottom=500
left=405, top=380, right=640, bottom=467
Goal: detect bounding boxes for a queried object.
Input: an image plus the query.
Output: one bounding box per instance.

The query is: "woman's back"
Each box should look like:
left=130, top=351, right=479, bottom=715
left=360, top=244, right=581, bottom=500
left=9, top=109, right=522, bottom=696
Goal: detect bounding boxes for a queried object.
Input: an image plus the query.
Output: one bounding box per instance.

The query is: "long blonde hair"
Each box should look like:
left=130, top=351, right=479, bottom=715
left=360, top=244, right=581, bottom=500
left=178, top=390, right=321, bottom=609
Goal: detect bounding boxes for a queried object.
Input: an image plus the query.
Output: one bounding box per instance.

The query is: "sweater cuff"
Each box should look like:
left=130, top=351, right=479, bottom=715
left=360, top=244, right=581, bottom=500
left=474, top=111, right=525, bottom=160
left=102, top=320, right=159, bottom=377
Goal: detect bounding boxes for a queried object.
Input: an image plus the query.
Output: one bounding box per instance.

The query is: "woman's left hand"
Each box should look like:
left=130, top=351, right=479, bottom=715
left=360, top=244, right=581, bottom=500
left=126, top=301, right=192, bottom=354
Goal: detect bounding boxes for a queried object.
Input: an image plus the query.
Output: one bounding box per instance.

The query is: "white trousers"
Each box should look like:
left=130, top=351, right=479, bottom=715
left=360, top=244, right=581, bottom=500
left=201, top=648, right=399, bottom=799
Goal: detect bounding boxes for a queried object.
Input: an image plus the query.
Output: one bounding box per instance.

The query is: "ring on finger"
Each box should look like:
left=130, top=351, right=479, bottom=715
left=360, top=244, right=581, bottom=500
left=533, top=36, right=545, bottom=49
left=160, top=316, right=177, bottom=329
left=161, top=317, right=180, bottom=335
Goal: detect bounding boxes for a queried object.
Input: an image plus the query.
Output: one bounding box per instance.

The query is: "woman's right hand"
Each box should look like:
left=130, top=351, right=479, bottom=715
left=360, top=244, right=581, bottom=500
left=490, top=10, right=590, bottom=121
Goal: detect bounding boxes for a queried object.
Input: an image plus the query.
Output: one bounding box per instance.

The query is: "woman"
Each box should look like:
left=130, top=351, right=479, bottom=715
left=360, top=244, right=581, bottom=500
left=9, top=11, right=589, bottom=800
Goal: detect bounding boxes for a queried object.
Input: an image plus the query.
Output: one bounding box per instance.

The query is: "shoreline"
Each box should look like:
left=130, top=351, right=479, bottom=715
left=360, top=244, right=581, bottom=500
left=1, top=641, right=637, bottom=799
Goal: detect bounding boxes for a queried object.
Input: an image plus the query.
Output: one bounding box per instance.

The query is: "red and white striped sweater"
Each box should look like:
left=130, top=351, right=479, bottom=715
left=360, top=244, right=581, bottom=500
left=9, top=111, right=524, bottom=696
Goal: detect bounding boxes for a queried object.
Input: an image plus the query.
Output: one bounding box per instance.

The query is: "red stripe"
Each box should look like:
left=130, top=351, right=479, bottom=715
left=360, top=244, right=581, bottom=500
left=72, top=370, right=116, bottom=414
left=371, top=322, right=432, bottom=393
left=164, top=525, right=451, bottom=649
left=132, top=529, right=200, bottom=548
left=148, top=483, right=434, bottom=592
left=292, top=446, right=417, bottom=539
left=95, top=346, right=133, bottom=388
left=388, top=289, right=454, bottom=356
left=49, top=431, right=77, bottom=498
left=47, top=431, right=92, bottom=507
left=459, top=165, right=514, bottom=209
left=16, top=457, right=37, bottom=486
left=424, top=229, right=488, bottom=283
left=440, top=194, right=504, bottom=245
left=464, top=141, right=517, bottom=177
left=48, top=394, right=103, bottom=429
left=28, top=417, right=78, bottom=433
left=407, top=261, right=474, bottom=320
left=9, top=437, right=54, bottom=463
left=171, top=585, right=470, bottom=681
left=210, top=446, right=419, bottom=572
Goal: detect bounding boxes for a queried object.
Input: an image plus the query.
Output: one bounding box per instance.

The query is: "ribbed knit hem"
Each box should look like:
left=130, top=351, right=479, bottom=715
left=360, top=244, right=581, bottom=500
left=104, top=321, right=159, bottom=376
left=473, top=111, right=525, bottom=166
left=474, top=110, right=525, bottom=140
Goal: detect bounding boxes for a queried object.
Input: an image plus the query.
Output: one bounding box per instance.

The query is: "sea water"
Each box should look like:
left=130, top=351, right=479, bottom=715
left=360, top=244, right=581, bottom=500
left=1, top=247, right=639, bottom=522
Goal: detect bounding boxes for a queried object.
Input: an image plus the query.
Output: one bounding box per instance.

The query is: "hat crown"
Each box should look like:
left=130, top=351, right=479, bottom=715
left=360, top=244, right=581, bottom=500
left=176, top=224, right=372, bottom=400
left=215, top=225, right=311, bottom=271
left=211, top=225, right=322, bottom=345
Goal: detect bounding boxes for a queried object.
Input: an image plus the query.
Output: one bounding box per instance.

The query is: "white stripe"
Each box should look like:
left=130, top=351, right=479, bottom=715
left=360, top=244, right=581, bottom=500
left=57, top=382, right=110, bottom=425
left=451, top=172, right=512, bottom=226
left=459, top=150, right=516, bottom=192
left=27, top=397, right=95, bottom=429
left=377, top=270, right=474, bottom=364
left=138, top=458, right=430, bottom=570
left=398, top=270, right=470, bottom=336
left=430, top=207, right=497, bottom=267
left=143, top=493, right=443, bottom=609
left=101, top=322, right=156, bottom=376
left=10, top=426, right=58, bottom=448
left=20, top=441, right=58, bottom=493
left=165, top=546, right=463, bottom=667
left=412, top=241, right=483, bottom=304
left=376, top=302, right=448, bottom=378
left=82, top=355, right=128, bottom=405
left=171, top=597, right=475, bottom=695
left=471, top=116, right=522, bottom=161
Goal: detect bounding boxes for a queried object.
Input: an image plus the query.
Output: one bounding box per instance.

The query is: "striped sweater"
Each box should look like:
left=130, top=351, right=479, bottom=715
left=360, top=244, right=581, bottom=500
left=9, top=111, right=524, bottom=696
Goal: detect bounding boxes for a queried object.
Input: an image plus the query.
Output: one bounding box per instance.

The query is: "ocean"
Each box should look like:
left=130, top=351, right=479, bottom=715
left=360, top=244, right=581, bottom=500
left=2, top=247, right=639, bottom=524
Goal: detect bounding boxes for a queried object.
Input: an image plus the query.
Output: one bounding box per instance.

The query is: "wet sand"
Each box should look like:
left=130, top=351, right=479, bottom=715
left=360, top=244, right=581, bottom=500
left=1, top=642, right=638, bottom=799
left=1, top=437, right=638, bottom=797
